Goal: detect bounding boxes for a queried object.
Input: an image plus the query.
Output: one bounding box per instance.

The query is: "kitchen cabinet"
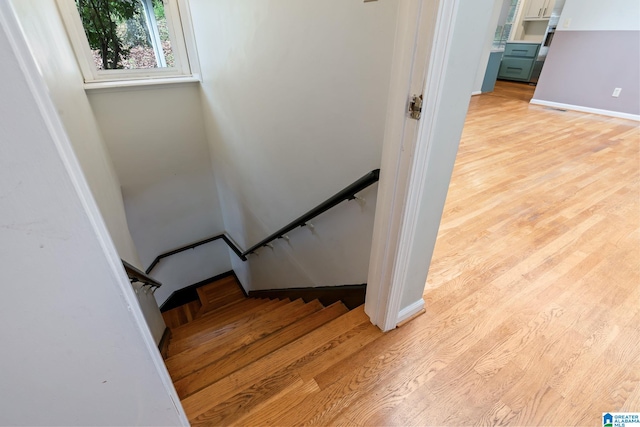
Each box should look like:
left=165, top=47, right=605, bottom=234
left=524, top=0, right=555, bottom=19
left=497, top=42, right=540, bottom=82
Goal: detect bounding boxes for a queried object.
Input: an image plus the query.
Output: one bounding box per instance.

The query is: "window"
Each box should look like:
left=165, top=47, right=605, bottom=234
left=57, top=0, right=195, bottom=83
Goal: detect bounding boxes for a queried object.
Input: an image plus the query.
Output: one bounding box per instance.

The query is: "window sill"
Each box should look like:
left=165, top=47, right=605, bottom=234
left=84, top=75, right=200, bottom=92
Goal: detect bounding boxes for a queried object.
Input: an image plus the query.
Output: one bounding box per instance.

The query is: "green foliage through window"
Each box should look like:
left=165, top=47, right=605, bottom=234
left=75, top=0, right=172, bottom=70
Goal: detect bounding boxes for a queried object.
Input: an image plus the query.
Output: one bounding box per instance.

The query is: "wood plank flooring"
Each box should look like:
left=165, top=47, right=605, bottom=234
left=363, top=81, right=639, bottom=426
left=169, top=81, right=639, bottom=426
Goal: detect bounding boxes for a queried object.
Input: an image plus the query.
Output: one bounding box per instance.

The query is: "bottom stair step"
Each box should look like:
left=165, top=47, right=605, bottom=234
left=174, top=300, right=349, bottom=398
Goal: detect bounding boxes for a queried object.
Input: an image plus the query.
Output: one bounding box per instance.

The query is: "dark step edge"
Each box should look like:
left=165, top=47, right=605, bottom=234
left=247, top=284, right=366, bottom=310
left=161, top=269, right=365, bottom=312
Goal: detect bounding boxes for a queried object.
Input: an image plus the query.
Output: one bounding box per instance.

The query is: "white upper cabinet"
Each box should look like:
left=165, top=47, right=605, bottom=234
left=524, top=0, right=555, bottom=19
left=542, top=0, right=556, bottom=17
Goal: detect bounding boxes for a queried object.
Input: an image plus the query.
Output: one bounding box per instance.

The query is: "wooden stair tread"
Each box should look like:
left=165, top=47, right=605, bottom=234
left=197, top=275, right=239, bottom=295
left=199, top=320, right=380, bottom=426
left=196, top=276, right=245, bottom=313
left=168, top=298, right=285, bottom=357
left=195, top=296, right=262, bottom=321
left=185, top=306, right=381, bottom=425
left=191, top=319, right=381, bottom=426
left=231, top=375, right=320, bottom=427
left=162, top=299, right=202, bottom=329
left=191, top=371, right=304, bottom=427
left=169, top=297, right=274, bottom=341
left=172, top=300, right=290, bottom=353
left=166, top=298, right=311, bottom=379
left=248, top=323, right=384, bottom=427
left=174, top=301, right=349, bottom=398
left=181, top=305, right=370, bottom=420
left=194, top=295, right=269, bottom=323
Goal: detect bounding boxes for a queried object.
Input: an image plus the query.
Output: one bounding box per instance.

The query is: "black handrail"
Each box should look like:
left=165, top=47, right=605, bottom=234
left=123, top=259, right=163, bottom=289
left=242, top=169, right=380, bottom=255
left=145, top=169, right=380, bottom=274
left=145, top=234, right=245, bottom=274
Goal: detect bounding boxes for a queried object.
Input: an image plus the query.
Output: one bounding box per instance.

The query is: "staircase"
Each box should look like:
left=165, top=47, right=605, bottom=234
left=161, top=276, right=381, bottom=426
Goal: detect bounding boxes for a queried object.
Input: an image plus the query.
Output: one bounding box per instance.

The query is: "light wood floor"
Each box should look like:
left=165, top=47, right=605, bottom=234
left=257, top=81, right=639, bottom=426
left=363, top=81, right=639, bottom=426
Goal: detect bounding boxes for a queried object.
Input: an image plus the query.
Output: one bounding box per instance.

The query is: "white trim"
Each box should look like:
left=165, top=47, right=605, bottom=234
left=141, top=0, right=167, bottom=68
left=381, top=0, right=459, bottom=332
left=365, top=0, right=461, bottom=332
left=530, top=99, right=640, bottom=121
left=0, top=3, right=189, bottom=425
left=364, top=0, right=425, bottom=331
left=84, top=75, right=200, bottom=91
left=176, top=0, right=202, bottom=78
left=162, top=0, right=191, bottom=76
left=55, top=0, right=193, bottom=82
left=397, top=298, right=425, bottom=324
left=471, top=90, right=482, bottom=96
left=56, top=0, right=95, bottom=80
left=510, top=0, right=527, bottom=41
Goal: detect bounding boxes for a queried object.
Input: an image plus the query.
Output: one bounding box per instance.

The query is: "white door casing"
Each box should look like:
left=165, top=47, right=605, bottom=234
left=365, top=0, right=499, bottom=331
left=364, top=0, right=441, bottom=331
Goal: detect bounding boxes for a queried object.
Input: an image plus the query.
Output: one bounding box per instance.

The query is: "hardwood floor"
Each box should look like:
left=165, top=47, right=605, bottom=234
left=362, top=81, right=639, bottom=426
left=167, top=81, right=639, bottom=426
left=243, top=82, right=638, bottom=425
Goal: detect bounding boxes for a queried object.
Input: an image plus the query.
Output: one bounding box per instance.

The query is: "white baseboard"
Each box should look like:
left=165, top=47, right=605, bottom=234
left=530, top=99, right=640, bottom=121
left=396, top=298, right=425, bottom=325
left=471, top=90, right=482, bottom=96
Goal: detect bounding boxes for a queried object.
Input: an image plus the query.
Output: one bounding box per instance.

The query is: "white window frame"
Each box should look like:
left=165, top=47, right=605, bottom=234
left=56, top=0, right=198, bottom=84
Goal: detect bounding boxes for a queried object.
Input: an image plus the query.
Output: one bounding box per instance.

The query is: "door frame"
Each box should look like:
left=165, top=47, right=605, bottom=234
left=365, top=0, right=498, bottom=331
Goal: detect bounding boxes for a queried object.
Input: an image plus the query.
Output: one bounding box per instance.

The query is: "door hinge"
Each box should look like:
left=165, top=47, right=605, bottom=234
left=408, top=94, right=423, bottom=120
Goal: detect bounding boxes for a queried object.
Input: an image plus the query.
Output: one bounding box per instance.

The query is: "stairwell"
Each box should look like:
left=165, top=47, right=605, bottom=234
left=160, top=276, right=382, bottom=426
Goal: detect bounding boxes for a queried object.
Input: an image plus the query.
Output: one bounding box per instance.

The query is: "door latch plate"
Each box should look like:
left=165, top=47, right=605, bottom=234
left=409, top=94, right=423, bottom=120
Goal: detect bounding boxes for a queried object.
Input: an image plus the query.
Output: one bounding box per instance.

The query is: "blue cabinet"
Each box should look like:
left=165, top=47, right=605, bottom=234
left=481, top=51, right=504, bottom=93
left=498, top=42, right=540, bottom=82
left=504, top=43, right=539, bottom=58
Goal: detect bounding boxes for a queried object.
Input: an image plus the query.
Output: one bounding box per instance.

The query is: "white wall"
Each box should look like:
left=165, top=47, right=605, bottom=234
left=0, top=5, right=185, bottom=423
left=10, top=0, right=141, bottom=268
left=87, top=85, right=231, bottom=304
left=190, top=0, right=398, bottom=291
left=558, top=0, right=639, bottom=31
left=532, top=0, right=640, bottom=117
left=10, top=0, right=168, bottom=343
